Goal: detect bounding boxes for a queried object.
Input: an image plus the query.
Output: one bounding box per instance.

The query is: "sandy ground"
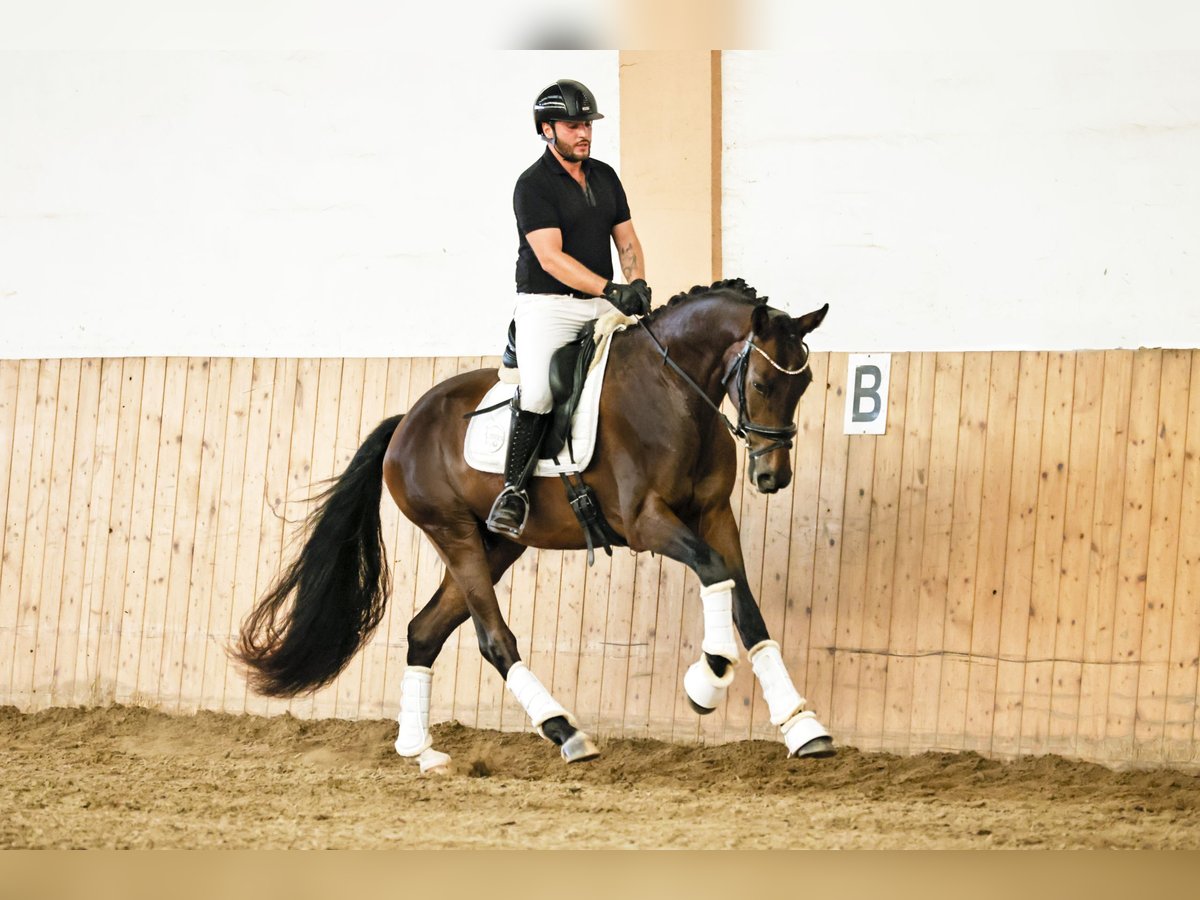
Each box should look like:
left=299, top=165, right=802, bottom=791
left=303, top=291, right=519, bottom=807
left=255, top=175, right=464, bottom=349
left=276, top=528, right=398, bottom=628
left=3, top=705, right=1199, bottom=849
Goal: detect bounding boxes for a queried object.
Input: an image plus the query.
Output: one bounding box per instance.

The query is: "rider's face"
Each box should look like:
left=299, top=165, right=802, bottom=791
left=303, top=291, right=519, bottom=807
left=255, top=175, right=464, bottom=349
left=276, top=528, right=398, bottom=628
left=546, top=120, right=592, bottom=162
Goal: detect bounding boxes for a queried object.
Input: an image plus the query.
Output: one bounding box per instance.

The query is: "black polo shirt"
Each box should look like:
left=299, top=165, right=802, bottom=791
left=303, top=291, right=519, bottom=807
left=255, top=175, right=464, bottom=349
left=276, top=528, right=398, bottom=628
left=513, top=147, right=632, bottom=296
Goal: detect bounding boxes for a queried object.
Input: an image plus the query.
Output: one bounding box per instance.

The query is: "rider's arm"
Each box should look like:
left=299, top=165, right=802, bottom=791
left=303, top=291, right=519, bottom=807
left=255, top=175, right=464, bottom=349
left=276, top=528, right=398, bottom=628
left=611, top=219, right=645, bottom=283
left=524, top=227, right=609, bottom=297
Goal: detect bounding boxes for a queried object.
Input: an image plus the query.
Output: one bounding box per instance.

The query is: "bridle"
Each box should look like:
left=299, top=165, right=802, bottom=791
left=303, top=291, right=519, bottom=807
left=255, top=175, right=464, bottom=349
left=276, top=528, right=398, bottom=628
left=638, top=319, right=811, bottom=460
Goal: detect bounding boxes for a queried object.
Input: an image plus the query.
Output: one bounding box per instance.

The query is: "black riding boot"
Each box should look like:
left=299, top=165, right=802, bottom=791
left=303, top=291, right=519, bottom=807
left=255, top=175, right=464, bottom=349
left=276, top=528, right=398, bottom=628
left=486, top=403, right=550, bottom=538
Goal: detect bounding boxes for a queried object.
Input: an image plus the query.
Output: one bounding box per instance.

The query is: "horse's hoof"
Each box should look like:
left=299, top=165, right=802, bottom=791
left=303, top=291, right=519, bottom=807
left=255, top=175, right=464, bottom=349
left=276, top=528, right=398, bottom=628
left=417, top=747, right=453, bottom=774
left=561, top=732, right=600, bottom=764
left=686, top=696, right=717, bottom=716
left=792, top=736, right=836, bottom=759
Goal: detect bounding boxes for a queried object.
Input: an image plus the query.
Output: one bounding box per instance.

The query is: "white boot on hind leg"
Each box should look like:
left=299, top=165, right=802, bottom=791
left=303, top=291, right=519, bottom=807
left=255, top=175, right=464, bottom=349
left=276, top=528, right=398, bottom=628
left=506, top=662, right=599, bottom=763
left=749, top=640, right=834, bottom=758
left=394, top=666, right=452, bottom=774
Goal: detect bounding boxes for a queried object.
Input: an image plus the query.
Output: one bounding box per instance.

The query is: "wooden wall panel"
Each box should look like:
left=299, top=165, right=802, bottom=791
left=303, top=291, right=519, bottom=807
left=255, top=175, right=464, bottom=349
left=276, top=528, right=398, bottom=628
left=962, top=352, right=1019, bottom=753
left=937, top=352, right=991, bottom=751
left=1047, top=351, right=1104, bottom=757
left=854, top=353, right=908, bottom=751
left=909, top=353, right=963, bottom=750
left=881, top=352, right=936, bottom=752
left=1165, top=351, right=1200, bottom=762
left=991, top=352, right=1047, bottom=757
left=3, top=350, right=1200, bottom=770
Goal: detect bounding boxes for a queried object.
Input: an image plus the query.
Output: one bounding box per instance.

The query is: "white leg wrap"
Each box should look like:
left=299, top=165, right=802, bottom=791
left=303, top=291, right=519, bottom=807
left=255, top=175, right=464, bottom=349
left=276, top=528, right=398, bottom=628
left=749, top=640, right=807, bottom=725
left=684, top=657, right=736, bottom=711
left=700, top=578, right=739, bottom=662
left=395, top=666, right=434, bottom=757
left=781, top=710, right=832, bottom=756
left=506, top=662, right=576, bottom=739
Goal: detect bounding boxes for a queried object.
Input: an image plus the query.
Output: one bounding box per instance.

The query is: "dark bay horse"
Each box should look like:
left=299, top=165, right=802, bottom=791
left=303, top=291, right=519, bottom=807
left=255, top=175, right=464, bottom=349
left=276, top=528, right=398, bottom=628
left=235, top=278, right=833, bottom=772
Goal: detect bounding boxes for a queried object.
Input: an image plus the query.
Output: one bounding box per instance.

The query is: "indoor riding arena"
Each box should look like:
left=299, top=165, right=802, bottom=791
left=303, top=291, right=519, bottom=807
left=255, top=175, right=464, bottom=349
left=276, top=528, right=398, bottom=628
left=4, top=22, right=1200, bottom=849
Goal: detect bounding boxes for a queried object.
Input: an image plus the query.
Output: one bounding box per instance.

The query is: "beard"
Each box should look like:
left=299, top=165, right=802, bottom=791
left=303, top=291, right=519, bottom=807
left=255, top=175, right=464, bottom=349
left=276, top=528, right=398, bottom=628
left=553, top=133, right=590, bottom=163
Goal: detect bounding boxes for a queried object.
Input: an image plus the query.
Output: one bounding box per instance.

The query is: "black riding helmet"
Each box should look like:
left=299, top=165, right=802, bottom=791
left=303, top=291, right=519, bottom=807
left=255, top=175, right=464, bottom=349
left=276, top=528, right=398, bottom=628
left=533, top=79, right=604, bottom=136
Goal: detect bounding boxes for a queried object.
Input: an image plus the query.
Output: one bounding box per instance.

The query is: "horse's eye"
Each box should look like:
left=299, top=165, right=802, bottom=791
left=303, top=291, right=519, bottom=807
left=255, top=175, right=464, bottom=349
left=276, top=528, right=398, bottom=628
left=751, top=381, right=768, bottom=396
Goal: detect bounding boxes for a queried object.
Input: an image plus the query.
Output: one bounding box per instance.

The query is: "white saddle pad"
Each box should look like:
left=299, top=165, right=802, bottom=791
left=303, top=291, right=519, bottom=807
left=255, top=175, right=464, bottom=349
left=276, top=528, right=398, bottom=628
left=464, top=323, right=621, bottom=477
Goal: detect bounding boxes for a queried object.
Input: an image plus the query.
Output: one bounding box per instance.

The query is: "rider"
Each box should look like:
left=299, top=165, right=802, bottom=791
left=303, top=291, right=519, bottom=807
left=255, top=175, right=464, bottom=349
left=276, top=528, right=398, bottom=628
left=486, top=78, right=652, bottom=538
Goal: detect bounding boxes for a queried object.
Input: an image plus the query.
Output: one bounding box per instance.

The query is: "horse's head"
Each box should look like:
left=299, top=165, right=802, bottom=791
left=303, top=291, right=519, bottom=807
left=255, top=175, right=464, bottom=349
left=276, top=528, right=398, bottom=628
left=726, top=302, right=830, bottom=494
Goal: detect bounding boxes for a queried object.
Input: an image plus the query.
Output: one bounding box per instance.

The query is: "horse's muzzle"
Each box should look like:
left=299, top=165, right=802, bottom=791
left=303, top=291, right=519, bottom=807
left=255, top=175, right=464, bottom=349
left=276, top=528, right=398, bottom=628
left=755, top=470, right=789, bottom=494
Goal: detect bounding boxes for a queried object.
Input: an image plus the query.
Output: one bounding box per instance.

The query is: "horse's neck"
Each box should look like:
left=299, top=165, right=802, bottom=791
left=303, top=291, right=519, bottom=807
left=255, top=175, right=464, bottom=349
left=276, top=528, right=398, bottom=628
left=653, top=298, right=751, bottom=398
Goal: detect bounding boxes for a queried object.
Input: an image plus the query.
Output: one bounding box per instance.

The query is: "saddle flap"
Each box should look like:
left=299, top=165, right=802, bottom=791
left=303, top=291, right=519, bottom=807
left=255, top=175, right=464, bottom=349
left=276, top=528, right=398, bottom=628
left=544, top=320, right=599, bottom=460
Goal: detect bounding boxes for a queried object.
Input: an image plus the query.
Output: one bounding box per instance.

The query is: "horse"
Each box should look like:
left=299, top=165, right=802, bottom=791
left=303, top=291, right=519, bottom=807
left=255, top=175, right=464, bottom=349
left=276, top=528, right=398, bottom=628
left=234, top=278, right=833, bottom=773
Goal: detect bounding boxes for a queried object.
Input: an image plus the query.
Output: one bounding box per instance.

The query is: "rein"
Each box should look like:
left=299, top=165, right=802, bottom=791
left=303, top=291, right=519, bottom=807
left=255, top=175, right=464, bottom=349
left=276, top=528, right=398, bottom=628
left=638, top=318, right=810, bottom=460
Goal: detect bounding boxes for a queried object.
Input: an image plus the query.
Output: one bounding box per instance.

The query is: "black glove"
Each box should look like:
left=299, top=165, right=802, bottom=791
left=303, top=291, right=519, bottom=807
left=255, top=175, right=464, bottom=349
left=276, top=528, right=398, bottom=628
left=603, top=278, right=652, bottom=317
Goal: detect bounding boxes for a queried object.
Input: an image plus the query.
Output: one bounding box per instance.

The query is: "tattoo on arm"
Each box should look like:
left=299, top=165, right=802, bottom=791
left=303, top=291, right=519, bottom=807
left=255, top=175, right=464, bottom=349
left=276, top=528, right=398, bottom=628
left=619, top=241, right=639, bottom=281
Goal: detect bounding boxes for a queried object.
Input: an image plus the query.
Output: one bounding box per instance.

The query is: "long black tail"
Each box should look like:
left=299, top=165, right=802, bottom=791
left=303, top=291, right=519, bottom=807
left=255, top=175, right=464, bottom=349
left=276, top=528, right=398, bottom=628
left=234, top=414, right=404, bottom=697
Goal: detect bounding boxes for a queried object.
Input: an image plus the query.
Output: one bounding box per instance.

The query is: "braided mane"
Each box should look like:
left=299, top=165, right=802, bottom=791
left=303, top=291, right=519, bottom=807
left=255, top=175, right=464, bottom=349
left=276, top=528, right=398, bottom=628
left=645, top=277, right=768, bottom=324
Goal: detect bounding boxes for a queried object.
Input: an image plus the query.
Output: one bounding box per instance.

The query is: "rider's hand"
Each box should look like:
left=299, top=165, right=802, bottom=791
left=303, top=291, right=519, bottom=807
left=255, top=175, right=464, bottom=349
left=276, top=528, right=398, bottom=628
left=603, top=279, right=652, bottom=317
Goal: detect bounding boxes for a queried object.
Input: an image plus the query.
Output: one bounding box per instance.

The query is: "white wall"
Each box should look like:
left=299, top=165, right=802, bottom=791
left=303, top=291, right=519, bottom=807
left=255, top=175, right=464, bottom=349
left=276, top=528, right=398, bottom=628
left=723, top=49, right=1200, bottom=350
left=0, top=50, right=619, bottom=358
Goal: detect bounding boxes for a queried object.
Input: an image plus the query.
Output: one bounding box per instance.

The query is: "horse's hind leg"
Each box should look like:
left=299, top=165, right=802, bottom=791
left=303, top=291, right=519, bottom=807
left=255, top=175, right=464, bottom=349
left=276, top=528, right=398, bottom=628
left=395, top=535, right=526, bottom=773
left=423, top=520, right=599, bottom=764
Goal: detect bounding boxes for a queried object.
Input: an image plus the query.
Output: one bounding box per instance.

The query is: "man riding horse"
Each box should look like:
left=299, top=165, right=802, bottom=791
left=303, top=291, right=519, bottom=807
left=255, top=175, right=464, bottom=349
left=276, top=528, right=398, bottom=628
left=234, top=78, right=836, bottom=773
left=488, top=78, right=652, bottom=538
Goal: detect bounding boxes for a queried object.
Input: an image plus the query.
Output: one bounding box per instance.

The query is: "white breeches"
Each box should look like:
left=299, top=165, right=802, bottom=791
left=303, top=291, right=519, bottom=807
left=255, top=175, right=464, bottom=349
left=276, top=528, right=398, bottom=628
left=513, top=293, right=616, bottom=414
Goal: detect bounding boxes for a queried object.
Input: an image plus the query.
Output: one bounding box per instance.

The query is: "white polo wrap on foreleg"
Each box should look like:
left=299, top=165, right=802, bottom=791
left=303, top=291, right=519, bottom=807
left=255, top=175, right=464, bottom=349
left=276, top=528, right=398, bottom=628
left=749, top=640, right=831, bottom=755
left=506, top=662, right=576, bottom=738
left=700, top=578, right=739, bottom=663
left=749, top=640, right=806, bottom=725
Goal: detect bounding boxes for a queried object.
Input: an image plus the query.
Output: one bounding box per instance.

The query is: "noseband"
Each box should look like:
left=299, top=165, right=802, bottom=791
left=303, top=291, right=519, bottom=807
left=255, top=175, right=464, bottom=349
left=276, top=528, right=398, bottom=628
left=638, top=319, right=810, bottom=460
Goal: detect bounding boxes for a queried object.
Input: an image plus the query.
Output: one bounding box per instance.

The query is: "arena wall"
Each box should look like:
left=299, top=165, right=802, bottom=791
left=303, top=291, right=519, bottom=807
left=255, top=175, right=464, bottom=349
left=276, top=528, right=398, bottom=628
left=3, top=42, right=1199, bottom=769
left=2, top=347, right=1198, bottom=767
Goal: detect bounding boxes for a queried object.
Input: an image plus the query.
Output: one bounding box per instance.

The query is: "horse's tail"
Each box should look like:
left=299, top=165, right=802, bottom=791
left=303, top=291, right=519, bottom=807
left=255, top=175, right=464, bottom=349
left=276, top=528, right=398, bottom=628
left=233, top=413, right=404, bottom=697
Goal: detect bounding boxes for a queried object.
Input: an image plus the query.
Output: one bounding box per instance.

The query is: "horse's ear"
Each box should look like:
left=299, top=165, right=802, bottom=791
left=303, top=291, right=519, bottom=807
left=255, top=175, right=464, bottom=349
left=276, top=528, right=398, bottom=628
left=794, top=303, right=829, bottom=334
left=751, top=304, right=771, bottom=336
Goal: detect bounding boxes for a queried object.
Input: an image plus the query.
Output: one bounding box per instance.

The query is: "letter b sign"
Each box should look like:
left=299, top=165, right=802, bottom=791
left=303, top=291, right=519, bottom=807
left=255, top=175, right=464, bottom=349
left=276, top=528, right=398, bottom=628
left=844, top=354, right=891, bottom=435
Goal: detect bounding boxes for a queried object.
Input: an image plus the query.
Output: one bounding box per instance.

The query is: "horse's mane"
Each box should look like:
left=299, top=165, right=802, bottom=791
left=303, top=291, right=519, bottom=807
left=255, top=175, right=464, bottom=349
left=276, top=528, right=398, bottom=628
left=644, top=277, right=768, bottom=324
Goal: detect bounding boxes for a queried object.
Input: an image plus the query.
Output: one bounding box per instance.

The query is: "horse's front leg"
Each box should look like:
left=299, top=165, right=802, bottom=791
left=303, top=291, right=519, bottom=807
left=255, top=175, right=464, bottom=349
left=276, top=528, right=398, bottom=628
left=699, top=502, right=835, bottom=759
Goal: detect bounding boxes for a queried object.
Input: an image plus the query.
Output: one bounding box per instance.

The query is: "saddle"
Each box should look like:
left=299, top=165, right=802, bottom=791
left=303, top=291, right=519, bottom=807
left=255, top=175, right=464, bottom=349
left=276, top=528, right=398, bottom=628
left=501, top=317, right=599, bottom=464
left=498, top=316, right=622, bottom=564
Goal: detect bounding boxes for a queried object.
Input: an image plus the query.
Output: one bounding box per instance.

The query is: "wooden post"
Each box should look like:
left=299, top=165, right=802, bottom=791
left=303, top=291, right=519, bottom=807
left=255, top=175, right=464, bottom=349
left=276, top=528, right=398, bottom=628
left=618, top=51, right=721, bottom=295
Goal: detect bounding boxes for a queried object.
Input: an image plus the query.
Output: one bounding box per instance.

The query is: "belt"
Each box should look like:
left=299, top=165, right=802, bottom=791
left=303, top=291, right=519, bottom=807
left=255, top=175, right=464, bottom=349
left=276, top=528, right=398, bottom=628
left=520, top=290, right=596, bottom=300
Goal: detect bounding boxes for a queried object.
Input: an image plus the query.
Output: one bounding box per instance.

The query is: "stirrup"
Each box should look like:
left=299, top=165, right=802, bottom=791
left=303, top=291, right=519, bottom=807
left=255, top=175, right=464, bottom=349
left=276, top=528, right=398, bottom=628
left=487, top=486, right=530, bottom=537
